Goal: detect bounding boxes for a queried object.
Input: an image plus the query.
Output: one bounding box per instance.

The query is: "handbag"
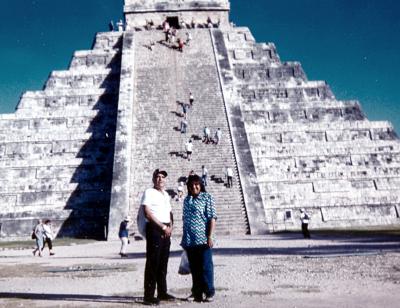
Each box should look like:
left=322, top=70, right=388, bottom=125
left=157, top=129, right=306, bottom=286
left=136, top=205, right=147, bottom=238
left=178, top=250, right=191, bottom=275
left=31, top=231, right=36, bottom=240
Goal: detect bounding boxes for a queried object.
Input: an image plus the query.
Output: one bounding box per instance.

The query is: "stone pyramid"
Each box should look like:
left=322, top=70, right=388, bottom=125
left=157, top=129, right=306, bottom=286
left=0, top=0, right=398, bottom=240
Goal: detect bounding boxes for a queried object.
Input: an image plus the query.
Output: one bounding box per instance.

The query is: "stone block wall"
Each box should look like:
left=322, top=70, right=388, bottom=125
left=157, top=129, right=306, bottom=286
left=0, top=32, right=123, bottom=239
left=214, top=26, right=400, bottom=232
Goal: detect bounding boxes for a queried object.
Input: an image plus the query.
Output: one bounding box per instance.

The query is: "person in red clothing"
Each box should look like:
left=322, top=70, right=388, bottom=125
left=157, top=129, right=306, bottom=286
left=178, top=38, right=184, bottom=52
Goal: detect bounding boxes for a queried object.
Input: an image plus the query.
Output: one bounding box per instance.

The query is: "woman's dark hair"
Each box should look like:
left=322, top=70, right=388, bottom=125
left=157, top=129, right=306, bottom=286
left=187, top=174, right=206, bottom=195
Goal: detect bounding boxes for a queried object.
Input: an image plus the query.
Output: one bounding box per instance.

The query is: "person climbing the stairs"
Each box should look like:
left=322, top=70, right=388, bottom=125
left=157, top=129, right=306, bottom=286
left=203, top=126, right=211, bottom=144
left=201, top=165, right=208, bottom=187
left=214, top=128, right=222, bottom=145
left=180, top=117, right=188, bottom=134
left=185, top=139, right=193, bottom=161
left=178, top=38, right=184, bottom=52
left=225, top=166, right=233, bottom=188
left=189, top=92, right=194, bottom=106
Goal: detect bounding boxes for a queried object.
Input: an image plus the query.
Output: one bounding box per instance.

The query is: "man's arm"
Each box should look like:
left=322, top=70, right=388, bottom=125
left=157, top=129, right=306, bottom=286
left=170, top=211, right=174, bottom=227
left=143, top=205, right=172, bottom=237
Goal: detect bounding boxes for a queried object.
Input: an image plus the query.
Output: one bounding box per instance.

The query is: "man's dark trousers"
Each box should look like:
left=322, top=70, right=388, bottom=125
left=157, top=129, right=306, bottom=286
left=302, top=223, right=310, bottom=239
left=144, top=223, right=171, bottom=299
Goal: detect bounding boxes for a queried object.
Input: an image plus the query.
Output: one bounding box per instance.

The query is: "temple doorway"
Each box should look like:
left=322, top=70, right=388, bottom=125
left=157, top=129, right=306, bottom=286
left=166, top=16, right=180, bottom=29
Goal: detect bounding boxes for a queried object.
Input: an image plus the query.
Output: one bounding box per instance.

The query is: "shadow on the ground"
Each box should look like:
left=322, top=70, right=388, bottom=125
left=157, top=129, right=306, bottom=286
left=119, top=236, right=400, bottom=259
left=216, top=233, right=400, bottom=257
left=267, top=232, right=400, bottom=244
left=210, top=243, right=400, bottom=257
left=0, top=292, right=189, bottom=305
left=0, top=292, right=138, bottom=304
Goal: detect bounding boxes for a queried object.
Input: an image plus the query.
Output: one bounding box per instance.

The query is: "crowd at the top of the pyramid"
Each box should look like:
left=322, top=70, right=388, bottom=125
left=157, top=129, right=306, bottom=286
left=108, top=16, right=221, bottom=33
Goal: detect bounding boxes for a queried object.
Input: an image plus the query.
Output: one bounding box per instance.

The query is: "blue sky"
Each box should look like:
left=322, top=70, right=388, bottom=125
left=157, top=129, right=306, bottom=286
left=0, top=0, right=399, bottom=131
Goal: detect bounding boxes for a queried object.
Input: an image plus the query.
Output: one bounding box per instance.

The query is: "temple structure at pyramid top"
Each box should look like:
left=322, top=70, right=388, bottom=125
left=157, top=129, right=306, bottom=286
left=124, top=0, right=230, bottom=29
left=0, top=0, right=399, bottom=240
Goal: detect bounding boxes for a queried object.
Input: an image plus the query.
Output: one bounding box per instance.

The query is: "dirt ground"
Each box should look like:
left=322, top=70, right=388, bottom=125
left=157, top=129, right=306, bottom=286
left=1, top=233, right=400, bottom=307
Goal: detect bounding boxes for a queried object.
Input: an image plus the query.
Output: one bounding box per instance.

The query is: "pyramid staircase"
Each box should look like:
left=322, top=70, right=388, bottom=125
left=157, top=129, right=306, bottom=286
left=128, top=29, right=248, bottom=235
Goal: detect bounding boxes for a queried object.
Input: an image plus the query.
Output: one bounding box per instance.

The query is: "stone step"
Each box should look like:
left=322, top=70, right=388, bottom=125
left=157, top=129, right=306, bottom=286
left=70, top=50, right=121, bottom=70
left=265, top=189, right=400, bottom=208
left=0, top=147, right=113, bottom=167
left=92, top=32, right=123, bottom=50
left=258, top=167, right=400, bottom=183
left=233, top=62, right=307, bottom=82
left=251, top=140, right=400, bottom=158
left=0, top=115, right=116, bottom=133
left=261, top=177, right=400, bottom=194
left=240, top=99, right=359, bottom=111
left=0, top=190, right=111, bottom=208
left=238, top=82, right=335, bottom=101
left=45, top=72, right=119, bottom=91
left=246, top=120, right=395, bottom=134
left=0, top=177, right=106, bottom=194
left=0, top=132, right=93, bottom=143
left=248, top=127, right=397, bottom=145
left=16, top=88, right=117, bottom=111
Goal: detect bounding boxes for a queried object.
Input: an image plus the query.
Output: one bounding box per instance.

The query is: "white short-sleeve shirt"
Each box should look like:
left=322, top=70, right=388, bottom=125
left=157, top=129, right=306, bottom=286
left=141, top=188, right=172, bottom=223
left=186, top=142, right=193, bottom=152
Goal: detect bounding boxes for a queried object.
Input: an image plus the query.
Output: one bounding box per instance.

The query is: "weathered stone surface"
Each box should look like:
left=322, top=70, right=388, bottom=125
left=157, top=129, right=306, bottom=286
left=0, top=31, right=122, bottom=239
left=216, top=21, right=400, bottom=231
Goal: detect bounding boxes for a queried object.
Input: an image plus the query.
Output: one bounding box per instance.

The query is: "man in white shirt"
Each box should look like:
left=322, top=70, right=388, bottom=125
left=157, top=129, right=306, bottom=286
left=203, top=126, right=210, bottom=144
left=214, top=128, right=222, bottom=145
left=142, top=169, right=174, bottom=305
left=226, top=166, right=233, bottom=188
left=185, top=139, right=193, bottom=161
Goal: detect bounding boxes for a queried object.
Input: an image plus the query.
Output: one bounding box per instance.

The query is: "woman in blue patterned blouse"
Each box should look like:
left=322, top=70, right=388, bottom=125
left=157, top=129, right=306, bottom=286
left=181, top=174, right=217, bottom=302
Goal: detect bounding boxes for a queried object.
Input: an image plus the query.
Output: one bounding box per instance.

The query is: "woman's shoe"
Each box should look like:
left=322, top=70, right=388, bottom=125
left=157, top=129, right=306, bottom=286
left=205, top=296, right=214, bottom=302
